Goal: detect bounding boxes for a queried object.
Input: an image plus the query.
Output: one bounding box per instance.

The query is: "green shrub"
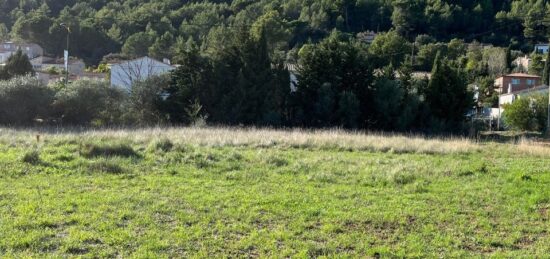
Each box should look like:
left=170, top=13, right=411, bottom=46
left=0, top=76, right=55, bottom=125
left=122, top=75, right=169, bottom=125
left=53, top=79, right=126, bottom=126
left=503, top=94, right=548, bottom=132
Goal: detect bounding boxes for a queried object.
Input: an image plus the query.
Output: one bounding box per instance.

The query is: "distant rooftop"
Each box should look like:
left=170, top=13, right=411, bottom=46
left=498, top=73, right=541, bottom=78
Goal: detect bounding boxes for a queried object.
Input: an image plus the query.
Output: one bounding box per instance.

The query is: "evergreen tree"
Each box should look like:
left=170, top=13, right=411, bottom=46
left=149, top=32, right=174, bottom=60
left=122, top=32, right=155, bottom=58
left=3, top=50, right=34, bottom=79
left=314, top=83, right=336, bottom=126
left=236, top=28, right=274, bottom=124
left=0, top=23, right=8, bottom=42
left=297, top=31, right=372, bottom=127
left=505, top=46, right=513, bottom=73
left=425, top=52, right=473, bottom=132
left=391, top=0, right=423, bottom=37
left=0, top=67, right=8, bottom=81
left=337, top=91, right=360, bottom=128
left=261, top=60, right=291, bottom=126
left=163, top=40, right=210, bottom=124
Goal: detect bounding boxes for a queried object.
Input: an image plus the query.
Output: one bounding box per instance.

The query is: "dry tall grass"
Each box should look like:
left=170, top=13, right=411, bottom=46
left=3, top=126, right=550, bottom=155
left=0, top=127, right=480, bottom=154
left=514, top=137, right=550, bottom=157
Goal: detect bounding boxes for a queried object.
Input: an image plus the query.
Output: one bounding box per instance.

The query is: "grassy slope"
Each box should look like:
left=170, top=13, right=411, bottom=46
left=0, top=128, right=549, bottom=257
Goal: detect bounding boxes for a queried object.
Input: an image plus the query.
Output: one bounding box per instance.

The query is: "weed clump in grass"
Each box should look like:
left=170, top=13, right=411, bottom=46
left=391, top=172, right=416, bottom=185
left=88, top=160, right=126, bottom=174
left=21, top=150, right=41, bottom=165
left=80, top=142, right=138, bottom=158
left=147, top=138, right=174, bottom=153
left=266, top=156, right=289, bottom=167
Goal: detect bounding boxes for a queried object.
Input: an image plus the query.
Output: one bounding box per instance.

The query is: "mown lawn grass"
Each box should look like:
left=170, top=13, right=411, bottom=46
left=0, top=128, right=549, bottom=257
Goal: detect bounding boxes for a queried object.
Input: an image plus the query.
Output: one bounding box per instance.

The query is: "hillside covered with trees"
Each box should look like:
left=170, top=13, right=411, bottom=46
left=0, top=0, right=546, bottom=64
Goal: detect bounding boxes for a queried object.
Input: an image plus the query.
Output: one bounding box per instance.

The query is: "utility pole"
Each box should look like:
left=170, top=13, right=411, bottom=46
left=60, top=23, right=70, bottom=84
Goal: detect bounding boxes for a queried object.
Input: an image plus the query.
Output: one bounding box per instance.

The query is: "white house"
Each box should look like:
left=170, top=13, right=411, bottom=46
left=0, top=41, right=43, bottom=64
left=110, top=56, right=175, bottom=90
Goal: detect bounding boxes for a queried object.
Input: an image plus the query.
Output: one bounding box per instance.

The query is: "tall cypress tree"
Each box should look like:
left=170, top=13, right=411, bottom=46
left=505, top=46, right=513, bottom=73
left=425, top=51, right=473, bottom=132
left=543, top=48, right=550, bottom=85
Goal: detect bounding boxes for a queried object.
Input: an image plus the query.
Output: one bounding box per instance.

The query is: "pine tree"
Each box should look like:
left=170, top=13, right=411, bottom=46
left=149, top=32, right=174, bottom=60
left=338, top=91, right=360, bottom=128
left=3, top=50, right=34, bottom=79
left=163, top=40, right=210, bottom=124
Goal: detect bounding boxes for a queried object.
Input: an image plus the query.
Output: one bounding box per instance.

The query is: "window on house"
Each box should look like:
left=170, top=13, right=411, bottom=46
left=511, top=79, right=520, bottom=85
left=527, top=79, right=535, bottom=85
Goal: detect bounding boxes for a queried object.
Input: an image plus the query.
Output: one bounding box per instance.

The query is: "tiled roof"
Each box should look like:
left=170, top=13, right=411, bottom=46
left=501, top=73, right=541, bottom=78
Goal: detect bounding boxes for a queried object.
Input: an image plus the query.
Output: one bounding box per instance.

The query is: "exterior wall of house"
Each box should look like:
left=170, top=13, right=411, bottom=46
left=41, top=61, right=85, bottom=76
left=0, top=42, right=44, bottom=63
left=494, top=75, right=541, bottom=94
left=535, top=44, right=549, bottom=54
left=499, top=85, right=548, bottom=107
left=110, top=57, right=175, bottom=90
left=0, top=52, right=11, bottom=64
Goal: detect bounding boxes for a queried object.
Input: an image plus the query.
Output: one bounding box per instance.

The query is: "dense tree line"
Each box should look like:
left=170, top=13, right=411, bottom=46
left=0, top=30, right=474, bottom=133
left=2, top=0, right=546, bottom=133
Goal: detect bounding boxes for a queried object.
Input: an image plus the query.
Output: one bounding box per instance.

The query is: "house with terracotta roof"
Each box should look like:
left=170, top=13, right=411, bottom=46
left=494, top=73, right=541, bottom=94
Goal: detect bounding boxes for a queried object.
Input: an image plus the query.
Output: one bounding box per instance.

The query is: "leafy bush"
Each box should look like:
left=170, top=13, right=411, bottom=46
left=122, top=75, right=169, bottom=125
left=53, top=79, right=126, bottom=126
left=503, top=94, right=548, bottom=132
left=0, top=76, right=55, bottom=125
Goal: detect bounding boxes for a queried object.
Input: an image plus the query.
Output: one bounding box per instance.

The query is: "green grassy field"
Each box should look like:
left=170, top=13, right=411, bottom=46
left=0, top=128, right=549, bottom=257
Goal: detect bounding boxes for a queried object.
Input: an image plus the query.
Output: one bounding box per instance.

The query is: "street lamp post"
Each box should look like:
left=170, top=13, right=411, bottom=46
left=60, top=23, right=70, bottom=84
